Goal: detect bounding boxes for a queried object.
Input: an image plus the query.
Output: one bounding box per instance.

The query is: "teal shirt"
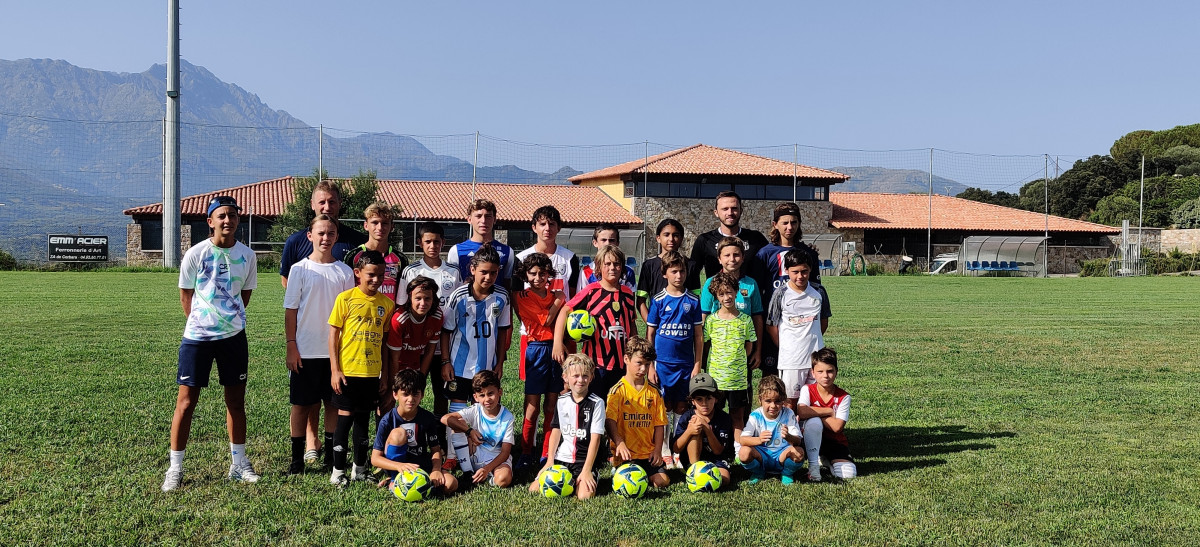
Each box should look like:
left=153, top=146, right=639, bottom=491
left=699, top=275, right=763, bottom=316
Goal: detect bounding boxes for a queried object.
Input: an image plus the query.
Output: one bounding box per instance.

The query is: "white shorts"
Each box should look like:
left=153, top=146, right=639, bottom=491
left=780, top=369, right=813, bottom=399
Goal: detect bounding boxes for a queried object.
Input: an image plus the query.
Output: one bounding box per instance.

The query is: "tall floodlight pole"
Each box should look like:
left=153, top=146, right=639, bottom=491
left=927, top=148, right=933, bottom=271
left=1138, top=155, right=1145, bottom=245
left=471, top=131, right=479, bottom=202
left=163, top=0, right=182, bottom=267
left=318, top=124, right=324, bottom=179
left=1044, top=154, right=1049, bottom=277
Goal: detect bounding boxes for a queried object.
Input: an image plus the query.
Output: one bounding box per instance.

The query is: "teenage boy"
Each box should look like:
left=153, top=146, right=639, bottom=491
left=346, top=202, right=408, bottom=305
left=279, top=180, right=367, bottom=288
left=447, top=199, right=515, bottom=287
left=689, top=191, right=769, bottom=280
left=401, top=222, right=462, bottom=416
left=581, top=223, right=636, bottom=293
left=517, top=205, right=582, bottom=299
left=162, top=196, right=259, bottom=492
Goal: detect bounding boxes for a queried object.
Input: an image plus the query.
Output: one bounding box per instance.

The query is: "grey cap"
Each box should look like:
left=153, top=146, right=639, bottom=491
left=689, top=372, right=719, bottom=396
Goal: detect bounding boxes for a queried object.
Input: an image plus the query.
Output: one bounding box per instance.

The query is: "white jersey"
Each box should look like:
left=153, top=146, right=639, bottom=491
left=443, top=284, right=512, bottom=378
left=283, top=258, right=354, bottom=358
left=457, top=404, right=515, bottom=464
left=517, top=245, right=580, bottom=300
left=179, top=240, right=258, bottom=341
left=743, top=407, right=798, bottom=452
left=767, top=283, right=824, bottom=370
left=798, top=388, right=851, bottom=423
left=551, top=392, right=606, bottom=464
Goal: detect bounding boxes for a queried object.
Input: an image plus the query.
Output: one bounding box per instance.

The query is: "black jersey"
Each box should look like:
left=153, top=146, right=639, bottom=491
left=689, top=228, right=770, bottom=280
left=550, top=392, right=606, bottom=464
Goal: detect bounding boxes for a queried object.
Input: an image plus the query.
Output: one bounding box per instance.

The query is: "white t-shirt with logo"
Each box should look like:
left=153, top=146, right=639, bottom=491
left=179, top=240, right=258, bottom=341
left=767, top=283, right=824, bottom=371
left=457, top=404, right=515, bottom=465
left=283, top=258, right=354, bottom=358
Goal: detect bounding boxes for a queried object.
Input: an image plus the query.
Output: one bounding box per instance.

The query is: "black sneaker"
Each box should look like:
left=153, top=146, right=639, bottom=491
left=287, top=460, right=305, bottom=475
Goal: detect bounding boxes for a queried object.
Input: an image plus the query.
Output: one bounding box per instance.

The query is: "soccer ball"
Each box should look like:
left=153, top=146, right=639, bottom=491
left=685, top=460, right=723, bottom=493
left=566, top=309, right=596, bottom=341
left=612, top=463, right=649, bottom=499
left=538, top=465, right=575, bottom=498
left=392, top=468, right=433, bottom=502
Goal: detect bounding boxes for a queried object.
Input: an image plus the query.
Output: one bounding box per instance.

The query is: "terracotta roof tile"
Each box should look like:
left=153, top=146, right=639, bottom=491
left=124, top=177, right=642, bottom=225
left=568, top=144, right=850, bottom=182
left=830, top=192, right=1119, bottom=234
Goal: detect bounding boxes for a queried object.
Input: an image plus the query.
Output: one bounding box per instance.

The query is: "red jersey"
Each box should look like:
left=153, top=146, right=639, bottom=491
left=805, top=383, right=850, bottom=446
left=566, top=281, right=637, bottom=371
left=385, top=309, right=443, bottom=371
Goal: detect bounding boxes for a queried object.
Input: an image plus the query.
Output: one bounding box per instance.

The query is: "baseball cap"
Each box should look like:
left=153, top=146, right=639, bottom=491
left=689, top=372, right=719, bottom=396
left=206, top=195, right=242, bottom=216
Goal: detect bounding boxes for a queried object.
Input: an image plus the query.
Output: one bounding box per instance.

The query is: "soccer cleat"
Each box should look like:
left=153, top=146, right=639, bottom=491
left=303, top=448, right=320, bottom=465
left=161, top=468, right=183, bottom=492
left=330, top=468, right=347, bottom=487
left=351, top=465, right=371, bottom=482
left=228, top=461, right=261, bottom=483
left=287, top=460, right=305, bottom=475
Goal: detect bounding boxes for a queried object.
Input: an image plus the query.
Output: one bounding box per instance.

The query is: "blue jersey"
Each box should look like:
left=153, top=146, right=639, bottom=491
left=447, top=239, right=515, bottom=287
left=444, top=284, right=512, bottom=378
left=699, top=274, right=763, bottom=316
left=645, top=290, right=703, bottom=365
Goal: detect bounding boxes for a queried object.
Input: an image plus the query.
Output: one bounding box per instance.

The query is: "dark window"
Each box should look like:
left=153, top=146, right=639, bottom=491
left=628, top=180, right=828, bottom=201
left=698, top=183, right=732, bottom=199
left=506, top=228, right=536, bottom=250
left=733, top=184, right=764, bottom=200
left=140, top=220, right=163, bottom=251
left=764, top=185, right=795, bottom=200
left=670, top=183, right=698, bottom=197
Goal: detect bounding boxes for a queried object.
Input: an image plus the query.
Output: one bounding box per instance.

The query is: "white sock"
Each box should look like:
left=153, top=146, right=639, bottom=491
left=230, top=443, right=247, bottom=466
left=802, top=417, right=823, bottom=470
left=448, top=401, right=474, bottom=471
left=169, top=450, right=185, bottom=471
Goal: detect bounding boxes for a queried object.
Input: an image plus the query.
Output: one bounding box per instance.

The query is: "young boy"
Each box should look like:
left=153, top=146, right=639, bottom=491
left=383, top=276, right=442, bottom=414
left=447, top=199, right=515, bottom=287
left=637, top=218, right=702, bottom=321
left=644, top=251, right=704, bottom=467
left=699, top=236, right=763, bottom=368
left=756, top=203, right=831, bottom=378
left=512, top=252, right=566, bottom=469
left=606, top=337, right=670, bottom=488
left=517, top=205, right=582, bottom=299
left=738, top=375, right=805, bottom=485
left=441, top=370, right=516, bottom=487
left=553, top=244, right=638, bottom=399
left=328, top=250, right=396, bottom=486
left=442, top=244, right=512, bottom=472
left=162, top=196, right=259, bottom=492
left=795, top=348, right=856, bottom=482
left=581, top=223, right=636, bottom=293
left=703, top=272, right=757, bottom=452
left=346, top=202, right=408, bottom=305
left=283, top=214, right=354, bottom=474
left=401, top=222, right=462, bottom=417
left=670, top=373, right=734, bottom=485
left=766, top=250, right=826, bottom=406
left=529, top=354, right=606, bottom=500
left=372, top=369, right=458, bottom=495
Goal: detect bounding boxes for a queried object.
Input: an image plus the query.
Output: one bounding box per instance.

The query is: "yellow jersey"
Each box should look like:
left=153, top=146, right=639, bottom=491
left=606, top=377, right=667, bottom=460
left=328, top=287, right=395, bottom=378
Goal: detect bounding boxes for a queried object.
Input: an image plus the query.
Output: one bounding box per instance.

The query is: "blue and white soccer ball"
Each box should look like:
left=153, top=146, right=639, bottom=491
left=612, top=463, right=649, bottom=499
left=538, top=464, right=575, bottom=498
left=392, top=468, right=433, bottom=502
left=566, top=309, right=596, bottom=341
left=685, top=460, right=723, bottom=493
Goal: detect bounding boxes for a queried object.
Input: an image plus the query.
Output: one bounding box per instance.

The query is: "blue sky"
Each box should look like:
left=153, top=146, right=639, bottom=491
left=3, top=1, right=1197, bottom=158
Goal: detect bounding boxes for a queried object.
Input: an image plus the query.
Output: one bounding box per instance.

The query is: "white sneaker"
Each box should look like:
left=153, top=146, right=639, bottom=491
left=350, top=464, right=371, bottom=482
left=161, top=467, right=183, bottom=492
left=330, top=468, right=347, bottom=486
left=808, top=466, right=822, bottom=482
left=228, top=461, right=261, bottom=483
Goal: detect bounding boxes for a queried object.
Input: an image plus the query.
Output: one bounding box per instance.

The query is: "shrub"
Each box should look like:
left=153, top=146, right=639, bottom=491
left=256, top=252, right=281, bottom=274
left=865, top=263, right=886, bottom=276
left=1078, top=258, right=1110, bottom=277
left=0, top=248, right=19, bottom=270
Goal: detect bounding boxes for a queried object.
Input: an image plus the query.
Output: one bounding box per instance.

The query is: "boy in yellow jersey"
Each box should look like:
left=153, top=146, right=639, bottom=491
left=328, top=250, right=396, bottom=486
left=606, top=336, right=670, bottom=488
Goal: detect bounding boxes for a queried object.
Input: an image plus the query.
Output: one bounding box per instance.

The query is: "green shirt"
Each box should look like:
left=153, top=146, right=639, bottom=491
left=703, top=312, right=756, bottom=390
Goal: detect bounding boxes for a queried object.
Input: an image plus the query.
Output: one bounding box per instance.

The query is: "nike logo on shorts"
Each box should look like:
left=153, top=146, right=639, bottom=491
left=179, top=376, right=191, bottom=381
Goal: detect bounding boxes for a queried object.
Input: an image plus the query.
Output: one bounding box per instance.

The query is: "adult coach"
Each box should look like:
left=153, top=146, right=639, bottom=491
left=689, top=191, right=770, bottom=281
left=279, top=180, right=367, bottom=288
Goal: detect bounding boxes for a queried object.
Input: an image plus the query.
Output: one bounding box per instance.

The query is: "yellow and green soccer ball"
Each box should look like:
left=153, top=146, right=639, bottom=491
left=685, top=460, right=723, bottom=493
left=566, top=309, right=596, bottom=341
left=538, top=464, right=575, bottom=498
left=612, top=463, right=649, bottom=499
left=392, top=468, right=433, bottom=502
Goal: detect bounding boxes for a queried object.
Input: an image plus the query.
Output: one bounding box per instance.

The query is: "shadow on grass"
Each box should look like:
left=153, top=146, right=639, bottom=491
left=851, top=425, right=1015, bottom=476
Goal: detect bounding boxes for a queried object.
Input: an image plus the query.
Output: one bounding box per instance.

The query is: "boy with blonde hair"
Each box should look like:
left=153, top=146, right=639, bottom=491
left=530, top=354, right=606, bottom=500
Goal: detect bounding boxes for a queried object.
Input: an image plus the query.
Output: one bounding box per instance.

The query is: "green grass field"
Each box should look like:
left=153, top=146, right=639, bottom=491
left=2, top=272, right=1199, bottom=545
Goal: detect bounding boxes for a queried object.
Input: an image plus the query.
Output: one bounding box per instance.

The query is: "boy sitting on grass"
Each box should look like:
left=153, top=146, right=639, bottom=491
left=372, top=369, right=458, bottom=495
left=531, top=354, right=606, bottom=500
left=441, top=370, right=515, bottom=487
left=606, top=336, right=670, bottom=488
left=738, top=375, right=804, bottom=485
left=671, top=372, right=734, bottom=486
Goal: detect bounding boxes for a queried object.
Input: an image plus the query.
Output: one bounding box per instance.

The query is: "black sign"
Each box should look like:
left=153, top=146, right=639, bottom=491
left=48, top=235, right=109, bottom=262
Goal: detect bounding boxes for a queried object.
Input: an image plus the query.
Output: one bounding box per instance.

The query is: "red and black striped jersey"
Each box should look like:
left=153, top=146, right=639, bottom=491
left=566, top=282, right=638, bottom=371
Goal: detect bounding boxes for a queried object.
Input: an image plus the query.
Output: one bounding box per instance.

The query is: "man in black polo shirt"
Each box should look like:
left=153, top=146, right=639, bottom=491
left=689, top=191, right=770, bottom=281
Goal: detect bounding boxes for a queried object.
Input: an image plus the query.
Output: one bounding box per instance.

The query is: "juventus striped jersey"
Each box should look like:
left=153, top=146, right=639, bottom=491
left=550, top=392, right=606, bottom=464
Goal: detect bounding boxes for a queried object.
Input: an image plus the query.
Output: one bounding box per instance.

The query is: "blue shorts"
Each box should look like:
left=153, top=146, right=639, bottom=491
left=754, top=445, right=786, bottom=475
left=176, top=330, right=248, bottom=388
left=524, top=340, right=563, bottom=395
left=655, top=361, right=691, bottom=404
left=384, top=444, right=410, bottom=480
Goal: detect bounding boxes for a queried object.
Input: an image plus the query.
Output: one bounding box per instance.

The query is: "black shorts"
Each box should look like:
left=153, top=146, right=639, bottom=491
left=678, top=453, right=731, bottom=471
left=332, top=376, right=380, bottom=413
left=290, top=358, right=332, bottom=406
left=588, top=366, right=624, bottom=399
left=821, top=439, right=853, bottom=462
left=176, top=331, right=249, bottom=388
left=444, top=376, right=473, bottom=401
left=558, top=460, right=598, bottom=484
left=620, top=458, right=667, bottom=477
left=427, top=355, right=446, bottom=402
left=724, top=388, right=751, bottom=413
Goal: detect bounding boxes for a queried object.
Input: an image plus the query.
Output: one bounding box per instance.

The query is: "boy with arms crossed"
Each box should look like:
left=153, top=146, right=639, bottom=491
left=447, top=199, right=515, bottom=287
left=283, top=214, right=354, bottom=474
left=372, top=369, right=458, bottom=495
left=441, top=370, right=516, bottom=487
left=530, top=354, right=606, bottom=500
left=766, top=250, right=826, bottom=406
left=328, top=250, right=396, bottom=486
left=162, top=196, right=259, bottom=492
left=671, top=373, right=734, bottom=486
left=606, top=337, right=670, bottom=488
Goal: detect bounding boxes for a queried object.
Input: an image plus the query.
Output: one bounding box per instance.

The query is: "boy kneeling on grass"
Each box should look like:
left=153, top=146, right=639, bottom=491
left=372, top=369, right=458, bottom=495
left=530, top=354, right=606, bottom=500
left=441, top=370, right=516, bottom=487
left=670, top=372, right=734, bottom=487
